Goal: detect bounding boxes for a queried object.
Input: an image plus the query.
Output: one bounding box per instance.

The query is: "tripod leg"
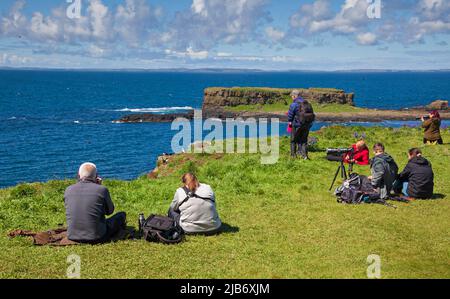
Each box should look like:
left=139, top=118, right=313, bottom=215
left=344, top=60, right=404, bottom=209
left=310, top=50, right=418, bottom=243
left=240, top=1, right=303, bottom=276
left=343, top=164, right=348, bottom=180
left=329, top=166, right=341, bottom=191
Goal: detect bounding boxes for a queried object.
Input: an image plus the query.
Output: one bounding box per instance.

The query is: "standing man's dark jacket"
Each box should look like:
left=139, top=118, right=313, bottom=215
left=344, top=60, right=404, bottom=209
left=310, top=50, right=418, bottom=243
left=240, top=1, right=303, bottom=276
left=288, top=98, right=315, bottom=128
left=398, top=157, right=434, bottom=199
left=64, top=179, right=114, bottom=242
left=370, top=153, right=398, bottom=199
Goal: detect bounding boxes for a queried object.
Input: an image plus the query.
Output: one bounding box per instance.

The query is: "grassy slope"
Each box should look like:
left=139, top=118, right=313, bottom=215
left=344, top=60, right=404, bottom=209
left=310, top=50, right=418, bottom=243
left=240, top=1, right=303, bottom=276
left=0, top=126, right=449, bottom=278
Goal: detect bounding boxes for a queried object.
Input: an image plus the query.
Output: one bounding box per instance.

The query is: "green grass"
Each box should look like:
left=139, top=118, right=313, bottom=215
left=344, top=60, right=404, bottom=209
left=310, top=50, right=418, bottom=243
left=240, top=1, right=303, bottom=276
left=1, top=126, right=449, bottom=278
left=225, top=102, right=370, bottom=113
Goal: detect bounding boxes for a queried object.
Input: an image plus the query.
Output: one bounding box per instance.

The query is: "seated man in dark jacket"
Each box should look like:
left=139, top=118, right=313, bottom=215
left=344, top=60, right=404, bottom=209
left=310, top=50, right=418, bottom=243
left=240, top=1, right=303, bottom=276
left=64, top=162, right=126, bottom=243
left=368, top=143, right=399, bottom=200
left=395, top=148, right=434, bottom=199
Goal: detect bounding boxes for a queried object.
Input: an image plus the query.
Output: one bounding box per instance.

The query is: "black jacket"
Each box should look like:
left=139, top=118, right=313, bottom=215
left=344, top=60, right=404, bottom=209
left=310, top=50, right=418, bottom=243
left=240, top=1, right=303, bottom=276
left=398, top=157, right=434, bottom=199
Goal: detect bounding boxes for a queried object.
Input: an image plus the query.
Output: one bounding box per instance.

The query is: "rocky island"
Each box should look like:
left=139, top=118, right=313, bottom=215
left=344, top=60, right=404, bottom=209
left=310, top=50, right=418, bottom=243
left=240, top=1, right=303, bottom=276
left=114, top=87, right=449, bottom=123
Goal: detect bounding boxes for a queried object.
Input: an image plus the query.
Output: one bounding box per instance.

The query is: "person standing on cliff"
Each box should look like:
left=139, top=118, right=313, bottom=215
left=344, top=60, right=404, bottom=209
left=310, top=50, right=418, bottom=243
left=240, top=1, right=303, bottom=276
left=422, top=110, right=443, bottom=145
left=288, top=90, right=316, bottom=159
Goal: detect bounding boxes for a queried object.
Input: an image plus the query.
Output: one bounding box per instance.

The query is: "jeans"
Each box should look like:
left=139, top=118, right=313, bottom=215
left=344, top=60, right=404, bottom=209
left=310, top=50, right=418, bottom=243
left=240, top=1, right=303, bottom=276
left=393, top=180, right=409, bottom=197
left=401, top=182, right=409, bottom=197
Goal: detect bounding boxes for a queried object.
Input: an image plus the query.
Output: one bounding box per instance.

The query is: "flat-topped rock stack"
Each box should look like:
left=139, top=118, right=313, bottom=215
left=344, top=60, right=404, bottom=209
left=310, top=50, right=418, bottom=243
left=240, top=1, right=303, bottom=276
left=202, top=87, right=354, bottom=110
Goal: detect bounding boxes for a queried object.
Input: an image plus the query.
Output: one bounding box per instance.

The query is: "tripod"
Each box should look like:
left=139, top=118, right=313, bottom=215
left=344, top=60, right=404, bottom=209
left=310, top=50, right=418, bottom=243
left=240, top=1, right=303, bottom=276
left=329, top=160, right=353, bottom=191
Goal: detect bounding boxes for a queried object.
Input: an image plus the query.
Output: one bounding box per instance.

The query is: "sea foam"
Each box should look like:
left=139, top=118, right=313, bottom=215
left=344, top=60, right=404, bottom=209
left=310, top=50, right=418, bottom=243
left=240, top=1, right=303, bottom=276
left=114, top=106, right=194, bottom=113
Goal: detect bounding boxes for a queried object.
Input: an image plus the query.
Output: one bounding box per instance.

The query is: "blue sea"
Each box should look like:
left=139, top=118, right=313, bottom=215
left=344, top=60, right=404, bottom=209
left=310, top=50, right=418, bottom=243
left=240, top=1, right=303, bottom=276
left=1, top=69, right=449, bottom=188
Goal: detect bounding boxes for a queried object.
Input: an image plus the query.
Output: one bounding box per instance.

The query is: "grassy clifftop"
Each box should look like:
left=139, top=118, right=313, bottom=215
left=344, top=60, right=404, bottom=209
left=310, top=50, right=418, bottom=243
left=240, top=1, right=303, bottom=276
left=0, top=126, right=449, bottom=278
left=204, top=87, right=342, bottom=94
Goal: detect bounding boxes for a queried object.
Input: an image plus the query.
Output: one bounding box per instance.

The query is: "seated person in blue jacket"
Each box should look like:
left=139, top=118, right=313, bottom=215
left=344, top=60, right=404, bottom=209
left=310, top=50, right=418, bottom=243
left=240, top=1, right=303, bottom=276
left=394, top=148, right=434, bottom=199
left=64, top=162, right=126, bottom=243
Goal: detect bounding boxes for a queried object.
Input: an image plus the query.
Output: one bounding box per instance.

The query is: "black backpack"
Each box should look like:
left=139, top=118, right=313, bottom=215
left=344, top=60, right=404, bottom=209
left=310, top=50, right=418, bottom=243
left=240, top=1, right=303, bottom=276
left=141, top=214, right=184, bottom=244
left=335, top=173, right=388, bottom=205
left=296, top=100, right=316, bottom=125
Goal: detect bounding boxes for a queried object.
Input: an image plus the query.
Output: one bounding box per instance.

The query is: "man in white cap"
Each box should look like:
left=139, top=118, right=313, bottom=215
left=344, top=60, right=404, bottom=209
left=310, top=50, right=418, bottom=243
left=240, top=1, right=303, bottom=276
left=64, top=162, right=126, bottom=243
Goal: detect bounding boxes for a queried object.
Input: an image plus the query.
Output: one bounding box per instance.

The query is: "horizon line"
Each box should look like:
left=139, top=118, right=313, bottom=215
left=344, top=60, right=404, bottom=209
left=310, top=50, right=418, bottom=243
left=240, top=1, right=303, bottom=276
left=1, top=66, right=450, bottom=73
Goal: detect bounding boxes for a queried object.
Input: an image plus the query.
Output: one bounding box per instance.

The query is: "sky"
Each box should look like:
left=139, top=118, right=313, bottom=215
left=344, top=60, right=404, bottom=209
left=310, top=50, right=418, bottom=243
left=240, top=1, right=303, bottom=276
left=0, top=0, right=449, bottom=70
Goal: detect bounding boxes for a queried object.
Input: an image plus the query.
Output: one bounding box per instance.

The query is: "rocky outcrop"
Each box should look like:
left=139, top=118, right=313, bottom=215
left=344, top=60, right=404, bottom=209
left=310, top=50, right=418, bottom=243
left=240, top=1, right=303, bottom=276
left=114, top=111, right=194, bottom=123
left=427, top=100, right=448, bottom=110
left=113, top=88, right=450, bottom=123
left=202, top=87, right=354, bottom=110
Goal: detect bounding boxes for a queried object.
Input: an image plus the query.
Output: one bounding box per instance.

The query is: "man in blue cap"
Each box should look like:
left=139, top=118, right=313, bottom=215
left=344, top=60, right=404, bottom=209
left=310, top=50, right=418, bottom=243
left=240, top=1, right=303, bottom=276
left=287, top=90, right=315, bottom=159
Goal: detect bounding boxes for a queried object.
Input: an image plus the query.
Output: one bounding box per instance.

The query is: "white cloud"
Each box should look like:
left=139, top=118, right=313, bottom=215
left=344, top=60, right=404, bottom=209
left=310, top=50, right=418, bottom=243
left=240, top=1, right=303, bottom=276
left=30, top=12, right=59, bottom=40
left=87, top=0, right=111, bottom=40
left=357, top=32, right=377, bottom=45
left=1, top=0, right=161, bottom=46
left=0, top=0, right=28, bottom=36
left=191, top=0, right=208, bottom=17
left=0, top=52, right=31, bottom=65
left=165, top=47, right=209, bottom=60
left=216, top=52, right=233, bottom=57
left=162, top=0, right=271, bottom=51
left=265, top=26, right=285, bottom=42
left=87, top=44, right=106, bottom=57
left=114, top=0, right=161, bottom=46
left=288, top=0, right=450, bottom=46
left=300, top=0, right=370, bottom=34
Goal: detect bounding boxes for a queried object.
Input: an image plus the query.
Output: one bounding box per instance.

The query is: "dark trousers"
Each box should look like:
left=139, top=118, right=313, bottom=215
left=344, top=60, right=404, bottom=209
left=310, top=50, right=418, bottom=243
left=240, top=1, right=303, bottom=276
left=291, top=124, right=312, bottom=157
left=71, top=212, right=127, bottom=244
left=104, top=212, right=127, bottom=240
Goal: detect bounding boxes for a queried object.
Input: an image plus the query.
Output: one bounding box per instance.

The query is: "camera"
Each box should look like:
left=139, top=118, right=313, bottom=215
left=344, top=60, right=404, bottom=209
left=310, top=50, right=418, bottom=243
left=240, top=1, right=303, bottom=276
left=326, top=148, right=353, bottom=155
left=326, top=148, right=354, bottom=162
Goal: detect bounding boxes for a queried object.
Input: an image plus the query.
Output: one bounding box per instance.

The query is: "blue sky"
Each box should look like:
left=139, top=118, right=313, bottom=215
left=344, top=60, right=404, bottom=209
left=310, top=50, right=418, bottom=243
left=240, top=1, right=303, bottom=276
left=0, top=0, right=449, bottom=70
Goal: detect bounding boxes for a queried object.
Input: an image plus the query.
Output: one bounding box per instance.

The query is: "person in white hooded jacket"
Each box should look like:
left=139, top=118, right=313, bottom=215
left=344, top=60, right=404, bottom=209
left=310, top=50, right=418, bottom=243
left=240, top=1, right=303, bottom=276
left=168, top=173, right=222, bottom=234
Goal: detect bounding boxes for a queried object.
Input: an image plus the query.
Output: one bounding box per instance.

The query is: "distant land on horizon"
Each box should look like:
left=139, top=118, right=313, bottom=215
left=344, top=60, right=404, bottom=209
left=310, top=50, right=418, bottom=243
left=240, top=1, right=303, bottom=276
left=1, top=66, right=450, bottom=73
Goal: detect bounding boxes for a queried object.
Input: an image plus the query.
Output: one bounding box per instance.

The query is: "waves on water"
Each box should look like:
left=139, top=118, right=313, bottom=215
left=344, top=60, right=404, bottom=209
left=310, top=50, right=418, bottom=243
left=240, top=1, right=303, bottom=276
left=114, top=106, right=194, bottom=113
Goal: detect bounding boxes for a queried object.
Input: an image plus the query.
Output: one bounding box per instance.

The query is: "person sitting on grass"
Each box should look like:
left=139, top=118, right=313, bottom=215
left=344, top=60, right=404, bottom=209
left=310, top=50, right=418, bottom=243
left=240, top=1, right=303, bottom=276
left=64, top=162, right=126, bottom=244
left=343, top=140, right=370, bottom=165
left=394, top=148, right=434, bottom=199
left=168, top=173, right=222, bottom=235
left=422, top=110, right=443, bottom=145
left=368, top=143, right=399, bottom=200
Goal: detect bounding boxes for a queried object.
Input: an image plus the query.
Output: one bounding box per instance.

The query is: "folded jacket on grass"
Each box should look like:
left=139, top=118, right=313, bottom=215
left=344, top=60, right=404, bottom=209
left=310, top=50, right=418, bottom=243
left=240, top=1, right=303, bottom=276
left=8, top=227, right=133, bottom=246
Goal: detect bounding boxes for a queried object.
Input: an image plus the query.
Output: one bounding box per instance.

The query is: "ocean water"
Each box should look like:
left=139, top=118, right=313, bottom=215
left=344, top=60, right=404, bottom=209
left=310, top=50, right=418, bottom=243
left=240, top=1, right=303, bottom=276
left=1, top=69, right=449, bottom=188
